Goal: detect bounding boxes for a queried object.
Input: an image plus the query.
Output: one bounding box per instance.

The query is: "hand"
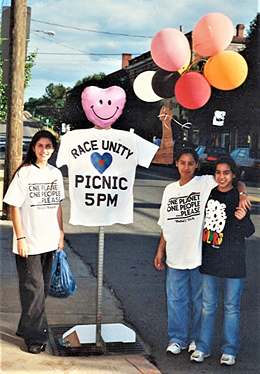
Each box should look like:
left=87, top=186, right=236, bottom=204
left=159, top=106, right=173, bottom=126
left=57, top=237, right=64, bottom=252
left=239, top=194, right=251, bottom=210
left=235, top=206, right=246, bottom=220
left=17, top=238, right=29, bottom=258
left=154, top=252, right=165, bottom=270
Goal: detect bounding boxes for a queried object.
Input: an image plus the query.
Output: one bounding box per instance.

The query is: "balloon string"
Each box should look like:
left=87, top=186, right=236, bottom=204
left=181, top=57, right=208, bottom=75
left=158, top=114, right=192, bottom=129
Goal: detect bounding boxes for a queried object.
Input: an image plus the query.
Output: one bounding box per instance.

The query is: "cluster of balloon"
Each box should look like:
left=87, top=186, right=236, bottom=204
left=133, top=13, right=248, bottom=110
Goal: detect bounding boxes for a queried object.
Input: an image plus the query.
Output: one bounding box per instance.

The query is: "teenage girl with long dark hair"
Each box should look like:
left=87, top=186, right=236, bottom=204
left=191, top=156, right=254, bottom=366
left=3, top=130, right=64, bottom=354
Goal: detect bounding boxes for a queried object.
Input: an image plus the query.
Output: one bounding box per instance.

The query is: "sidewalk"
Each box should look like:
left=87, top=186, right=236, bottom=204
left=0, top=170, right=161, bottom=373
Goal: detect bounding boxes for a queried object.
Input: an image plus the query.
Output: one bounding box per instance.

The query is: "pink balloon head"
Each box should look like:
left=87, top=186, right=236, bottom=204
left=151, top=28, right=191, bottom=72
left=192, top=13, right=234, bottom=56
left=175, top=71, right=211, bottom=110
left=81, top=86, right=126, bottom=128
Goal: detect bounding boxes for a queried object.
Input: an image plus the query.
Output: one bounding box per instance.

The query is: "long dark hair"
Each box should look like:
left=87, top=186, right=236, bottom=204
left=176, top=147, right=199, bottom=163
left=215, top=156, right=240, bottom=188
left=14, top=130, right=57, bottom=177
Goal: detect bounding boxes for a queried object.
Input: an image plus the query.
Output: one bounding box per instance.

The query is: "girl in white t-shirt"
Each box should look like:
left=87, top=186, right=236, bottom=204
left=154, top=148, right=250, bottom=356
left=3, top=130, right=64, bottom=354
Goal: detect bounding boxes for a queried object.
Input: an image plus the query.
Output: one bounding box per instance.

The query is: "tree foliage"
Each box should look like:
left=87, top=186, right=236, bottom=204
left=24, top=82, right=69, bottom=131
left=75, top=72, right=106, bottom=86
left=24, top=50, right=37, bottom=90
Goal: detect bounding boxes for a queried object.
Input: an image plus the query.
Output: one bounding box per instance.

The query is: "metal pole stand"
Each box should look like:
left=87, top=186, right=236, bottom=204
left=62, top=226, right=136, bottom=354
left=95, top=226, right=106, bottom=352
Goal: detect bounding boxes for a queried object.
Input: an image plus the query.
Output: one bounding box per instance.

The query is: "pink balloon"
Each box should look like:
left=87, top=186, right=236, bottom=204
left=151, top=28, right=191, bottom=71
left=81, top=86, right=126, bottom=128
left=175, top=72, right=211, bottom=110
left=193, top=13, right=234, bottom=56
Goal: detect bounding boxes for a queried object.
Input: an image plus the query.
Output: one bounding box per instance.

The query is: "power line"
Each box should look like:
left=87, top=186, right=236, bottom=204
left=35, top=53, right=134, bottom=55
left=31, top=32, right=92, bottom=54
left=31, top=18, right=153, bottom=39
left=30, top=31, right=141, bottom=56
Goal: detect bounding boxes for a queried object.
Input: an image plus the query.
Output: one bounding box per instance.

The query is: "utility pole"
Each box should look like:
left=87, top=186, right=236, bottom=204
left=3, top=0, right=27, bottom=219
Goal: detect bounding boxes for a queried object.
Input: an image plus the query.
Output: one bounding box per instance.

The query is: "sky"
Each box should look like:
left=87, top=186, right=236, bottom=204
left=1, top=0, right=258, bottom=102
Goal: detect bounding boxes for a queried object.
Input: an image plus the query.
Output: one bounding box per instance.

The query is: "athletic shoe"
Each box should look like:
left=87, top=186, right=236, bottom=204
left=188, top=341, right=196, bottom=352
left=220, top=354, right=236, bottom=366
left=166, top=342, right=187, bottom=355
left=28, top=343, right=46, bottom=354
left=190, top=349, right=210, bottom=362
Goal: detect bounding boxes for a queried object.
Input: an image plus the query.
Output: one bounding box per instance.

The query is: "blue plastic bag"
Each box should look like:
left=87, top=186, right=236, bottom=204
left=49, top=250, right=77, bottom=298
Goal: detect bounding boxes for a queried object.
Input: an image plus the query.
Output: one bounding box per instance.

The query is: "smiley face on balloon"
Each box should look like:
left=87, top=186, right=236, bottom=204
left=81, top=86, right=126, bottom=128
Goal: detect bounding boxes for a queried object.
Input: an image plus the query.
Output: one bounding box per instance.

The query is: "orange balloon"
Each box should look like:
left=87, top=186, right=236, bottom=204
left=204, top=50, right=248, bottom=90
left=193, top=13, right=234, bottom=56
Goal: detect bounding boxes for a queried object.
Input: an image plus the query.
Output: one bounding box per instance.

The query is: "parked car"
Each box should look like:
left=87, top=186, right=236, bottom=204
left=199, top=146, right=229, bottom=174
left=22, top=139, right=31, bottom=158
left=0, top=137, right=6, bottom=151
left=230, top=147, right=260, bottom=180
left=195, top=145, right=208, bottom=162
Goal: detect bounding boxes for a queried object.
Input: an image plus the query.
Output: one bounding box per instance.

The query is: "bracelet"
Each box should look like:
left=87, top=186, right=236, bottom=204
left=17, top=237, right=26, bottom=241
left=239, top=192, right=248, bottom=196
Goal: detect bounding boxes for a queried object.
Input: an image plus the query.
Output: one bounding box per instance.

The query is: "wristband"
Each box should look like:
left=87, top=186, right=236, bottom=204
left=239, top=192, right=248, bottom=196
left=17, top=237, right=26, bottom=241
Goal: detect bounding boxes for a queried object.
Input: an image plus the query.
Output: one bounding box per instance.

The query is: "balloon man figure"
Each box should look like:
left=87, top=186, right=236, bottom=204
left=57, top=85, right=173, bottom=350
left=57, top=86, right=173, bottom=227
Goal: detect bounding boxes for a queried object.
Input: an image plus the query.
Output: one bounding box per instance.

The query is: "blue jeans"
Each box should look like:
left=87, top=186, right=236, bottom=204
left=166, top=266, right=202, bottom=347
left=196, top=274, right=245, bottom=356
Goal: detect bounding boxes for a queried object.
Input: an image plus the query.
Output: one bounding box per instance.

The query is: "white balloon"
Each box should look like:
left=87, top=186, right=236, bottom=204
left=133, top=71, right=162, bottom=102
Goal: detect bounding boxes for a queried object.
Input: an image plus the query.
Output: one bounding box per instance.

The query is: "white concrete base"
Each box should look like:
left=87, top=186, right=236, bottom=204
left=62, top=323, right=136, bottom=345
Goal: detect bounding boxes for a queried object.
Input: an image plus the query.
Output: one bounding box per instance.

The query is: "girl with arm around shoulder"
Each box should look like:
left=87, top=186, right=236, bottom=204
left=154, top=149, right=251, bottom=356
left=190, top=156, right=255, bottom=366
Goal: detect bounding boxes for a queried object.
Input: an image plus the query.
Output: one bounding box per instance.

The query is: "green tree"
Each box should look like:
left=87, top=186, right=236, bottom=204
left=24, top=50, right=37, bottom=90
left=75, top=72, right=106, bottom=86
left=0, top=25, right=7, bottom=122
left=0, top=61, right=7, bottom=122
left=43, top=83, right=67, bottom=106
left=24, top=83, right=69, bottom=131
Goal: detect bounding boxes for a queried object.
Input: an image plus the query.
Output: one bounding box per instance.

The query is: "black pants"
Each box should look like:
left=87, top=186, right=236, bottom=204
left=15, top=251, right=54, bottom=346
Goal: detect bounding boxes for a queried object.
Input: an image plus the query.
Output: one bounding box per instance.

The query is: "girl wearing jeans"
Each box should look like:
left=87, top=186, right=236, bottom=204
left=154, top=149, right=250, bottom=355
left=191, top=156, right=255, bottom=365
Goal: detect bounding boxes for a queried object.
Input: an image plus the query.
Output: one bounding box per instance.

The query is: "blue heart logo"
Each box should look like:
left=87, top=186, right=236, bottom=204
left=91, top=152, right=113, bottom=174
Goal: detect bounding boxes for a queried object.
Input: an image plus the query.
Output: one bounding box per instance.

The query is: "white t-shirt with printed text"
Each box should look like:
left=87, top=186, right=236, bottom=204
left=158, top=175, right=217, bottom=269
left=56, top=128, right=158, bottom=226
left=3, top=164, right=64, bottom=255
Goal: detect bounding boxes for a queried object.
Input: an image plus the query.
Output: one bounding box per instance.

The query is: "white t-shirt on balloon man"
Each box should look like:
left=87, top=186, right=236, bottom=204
left=56, top=127, right=158, bottom=226
left=56, top=86, right=159, bottom=227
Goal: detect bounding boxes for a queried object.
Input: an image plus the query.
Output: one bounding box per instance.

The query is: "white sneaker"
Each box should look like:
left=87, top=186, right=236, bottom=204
left=166, top=342, right=187, bottom=355
left=220, top=354, right=236, bottom=366
left=188, top=341, right=196, bottom=352
left=190, top=350, right=210, bottom=362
